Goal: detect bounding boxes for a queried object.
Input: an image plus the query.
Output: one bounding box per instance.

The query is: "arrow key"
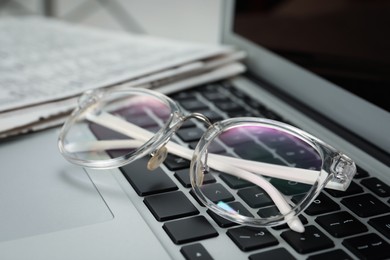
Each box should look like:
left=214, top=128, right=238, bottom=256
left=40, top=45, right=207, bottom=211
left=180, top=243, right=213, bottom=260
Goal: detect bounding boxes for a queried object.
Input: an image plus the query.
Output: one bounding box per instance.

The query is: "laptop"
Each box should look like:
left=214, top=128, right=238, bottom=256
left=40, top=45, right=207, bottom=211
left=1, top=1, right=389, bottom=259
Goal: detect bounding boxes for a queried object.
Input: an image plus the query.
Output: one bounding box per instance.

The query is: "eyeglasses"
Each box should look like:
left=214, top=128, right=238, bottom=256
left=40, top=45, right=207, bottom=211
left=58, top=87, right=356, bottom=233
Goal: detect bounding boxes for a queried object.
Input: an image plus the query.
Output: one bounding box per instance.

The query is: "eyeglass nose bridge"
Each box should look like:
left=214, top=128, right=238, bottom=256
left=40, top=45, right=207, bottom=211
left=181, top=112, right=213, bottom=127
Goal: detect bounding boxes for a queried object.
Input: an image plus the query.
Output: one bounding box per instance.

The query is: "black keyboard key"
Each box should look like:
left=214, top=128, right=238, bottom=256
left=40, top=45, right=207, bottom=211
left=307, top=249, right=353, bottom=260
left=315, top=211, right=368, bottom=238
left=127, top=114, right=159, bottom=128
left=294, top=158, right=322, bottom=170
left=219, top=134, right=253, bottom=147
left=354, top=165, right=370, bottom=179
left=89, top=123, right=128, bottom=140
left=275, top=145, right=318, bottom=164
left=342, top=233, right=390, bottom=260
left=181, top=119, right=197, bottom=128
left=235, top=142, right=287, bottom=166
left=207, top=209, right=238, bottom=228
left=180, top=243, right=213, bottom=260
left=120, top=157, right=177, bottom=196
left=259, top=131, right=297, bottom=148
left=164, top=154, right=191, bottom=171
left=196, top=109, right=224, bottom=122
left=189, top=141, right=226, bottom=154
left=257, top=206, right=309, bottom=231
left=292, top=193, right=340, bottom=216
left=180, top=99, right=208, bottom=111
left=207, top=201, right=253, bottom=228
left=174, top=169, right=216, bottom=188
left=226, top=109, right=251, bottom=118
left=202, top=89, right=227, bottom=102
left=325, top=181, right=364, bottom=198
left=234, top=141, right=274, bottom=160
left=190, top=189, right=206, bottom=207
left=198, top=183, right=235, bottom=203
left=272, top=214, right=308, bottom=230
left=227, top=226, right=278, bottom=252
left=144, top=191, right=199, bottom=221
left=228, top=85, right=247, bottom=99
left=172, top=91, right=197, bottom=100
left=368, top=214, right=390, bottom=239
left=219, top=174, right=253, bottom=189
left=361, top=177, right=390, bottom=197
left=163, top=216, right=218, bottom=245
left=341, top=193, right=390, bottom=217
left=257, top=205, right=279, bottom=218
left=228, top=110, right=255, bottom=117
left=237, top=186, right=274, bottom=208
left=246, top=98, right=267, bottom=111
left=221, top=201, right=253, bottom=217
left=281, top=225, right=334, bottom=254
left=215, top=100, right=245, bottom=113
left=261, top=109, right=283, bottom=121
left=270, top=178, right=311, bottom=196
left=177, top=127, right=204, bottom=142
left=249, top=248, right=295, bottom=260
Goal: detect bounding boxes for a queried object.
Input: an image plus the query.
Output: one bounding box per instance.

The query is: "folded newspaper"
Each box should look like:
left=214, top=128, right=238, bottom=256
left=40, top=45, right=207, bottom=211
left=0, top=16, right=246, bottom=139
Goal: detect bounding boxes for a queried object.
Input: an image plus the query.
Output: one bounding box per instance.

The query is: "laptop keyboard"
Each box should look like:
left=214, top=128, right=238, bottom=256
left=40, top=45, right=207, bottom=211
left=106, top=81, right=390, bottom=259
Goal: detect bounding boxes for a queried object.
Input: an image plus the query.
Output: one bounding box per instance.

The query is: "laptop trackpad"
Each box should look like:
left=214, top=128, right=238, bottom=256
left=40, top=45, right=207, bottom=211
left=0, top=129, right=113, bottom=242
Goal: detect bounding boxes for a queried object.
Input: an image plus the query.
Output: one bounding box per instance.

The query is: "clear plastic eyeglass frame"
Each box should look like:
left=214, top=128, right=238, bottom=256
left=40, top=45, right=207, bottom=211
left=58, top=87, right=356, bottom=233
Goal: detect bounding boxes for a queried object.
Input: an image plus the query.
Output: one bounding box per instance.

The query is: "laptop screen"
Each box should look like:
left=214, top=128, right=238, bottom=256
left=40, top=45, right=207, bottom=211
left=232, top=0, right=389, bottom=113
left=222, top=0, right=390, bottom=156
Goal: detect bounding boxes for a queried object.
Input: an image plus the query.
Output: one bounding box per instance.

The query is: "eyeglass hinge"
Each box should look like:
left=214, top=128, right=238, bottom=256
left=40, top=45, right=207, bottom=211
left=77, top=89, right=105, bottom=109
left=330, top=153, right=356, bottom=187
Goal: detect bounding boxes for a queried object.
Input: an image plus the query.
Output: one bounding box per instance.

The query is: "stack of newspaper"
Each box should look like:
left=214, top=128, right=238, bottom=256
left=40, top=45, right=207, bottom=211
left=0, top=16, right=246, bottom=139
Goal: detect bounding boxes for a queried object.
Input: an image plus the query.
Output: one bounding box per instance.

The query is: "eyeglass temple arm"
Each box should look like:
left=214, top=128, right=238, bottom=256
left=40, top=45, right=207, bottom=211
left=83, top=112, right=338, bottom=188
left=66, top=137, right=335, bottom=191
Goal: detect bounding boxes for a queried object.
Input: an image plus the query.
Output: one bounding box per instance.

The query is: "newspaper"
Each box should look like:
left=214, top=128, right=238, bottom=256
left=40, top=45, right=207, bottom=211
left=0, top=16, right=246, bottom=138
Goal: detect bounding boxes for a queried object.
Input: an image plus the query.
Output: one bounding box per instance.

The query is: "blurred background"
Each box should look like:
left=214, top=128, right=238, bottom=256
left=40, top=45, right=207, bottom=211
left=0, top=0, right=222, bottom=44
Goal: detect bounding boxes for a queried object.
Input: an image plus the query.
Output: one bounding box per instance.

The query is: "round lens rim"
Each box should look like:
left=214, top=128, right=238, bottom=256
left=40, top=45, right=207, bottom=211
left=190, top=117, right=327, bottom=227
left=58, top=87, right=182, bottom=169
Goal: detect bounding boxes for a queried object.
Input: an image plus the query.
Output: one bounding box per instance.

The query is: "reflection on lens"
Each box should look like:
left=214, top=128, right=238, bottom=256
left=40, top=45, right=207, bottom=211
left=192, top=121, right=323, bottom=227
left=60, top=90, right=172, bottom=165
left=217, top=201, right=238, bottom=214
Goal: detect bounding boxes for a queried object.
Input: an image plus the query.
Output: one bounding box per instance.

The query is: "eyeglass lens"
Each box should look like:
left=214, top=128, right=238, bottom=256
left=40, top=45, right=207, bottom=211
left=62, top=91, right=172, bottom=161
left=193, top=123, right=323, bottom=225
